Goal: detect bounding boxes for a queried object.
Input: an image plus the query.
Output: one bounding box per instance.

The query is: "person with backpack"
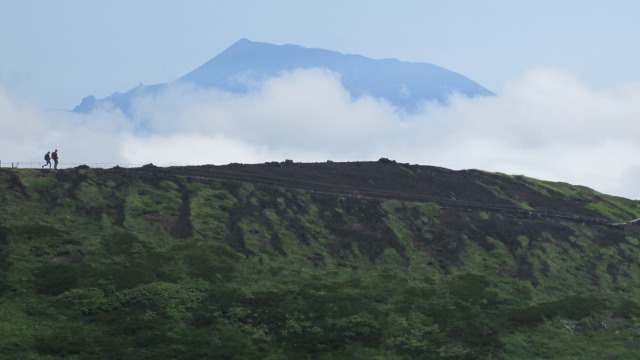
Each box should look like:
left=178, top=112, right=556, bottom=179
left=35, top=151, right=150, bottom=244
left=51, top=149, right=59, bottom=169
left=42, top=151, right=51, bottom=169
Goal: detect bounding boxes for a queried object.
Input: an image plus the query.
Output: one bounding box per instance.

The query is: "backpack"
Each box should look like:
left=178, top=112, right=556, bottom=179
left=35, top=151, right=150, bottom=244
left=44, top=153, right=50, bottom=161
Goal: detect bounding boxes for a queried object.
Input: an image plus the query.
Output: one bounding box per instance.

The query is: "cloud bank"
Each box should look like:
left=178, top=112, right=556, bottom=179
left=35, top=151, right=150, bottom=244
left=2, top=68, right=640, bottom=199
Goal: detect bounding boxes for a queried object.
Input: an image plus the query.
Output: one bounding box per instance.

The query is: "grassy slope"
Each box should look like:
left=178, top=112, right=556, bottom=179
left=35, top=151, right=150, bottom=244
left=0, top=167, right=639, bottom=359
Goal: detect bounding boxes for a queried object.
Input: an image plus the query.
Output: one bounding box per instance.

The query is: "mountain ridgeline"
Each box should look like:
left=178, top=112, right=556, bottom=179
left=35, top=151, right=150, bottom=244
left=73, top=39, right=493, bottom=115
left=1, top=161, right=639, bottom=359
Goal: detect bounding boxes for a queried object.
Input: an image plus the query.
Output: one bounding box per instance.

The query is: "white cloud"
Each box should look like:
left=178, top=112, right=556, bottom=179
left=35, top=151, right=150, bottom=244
left=121, top=132, right=281, bottom=165
left=0, top=85, right=130, bottom=167
left=2, top=68, right=640, bottom=200
left=129, top=69, right=399, bottom=153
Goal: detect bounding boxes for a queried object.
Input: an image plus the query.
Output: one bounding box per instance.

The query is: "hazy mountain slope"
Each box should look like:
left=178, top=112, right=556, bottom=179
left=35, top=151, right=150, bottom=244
left=73, top=39, right=493, bottom=115
left=1, top=162, right=639, bottom=359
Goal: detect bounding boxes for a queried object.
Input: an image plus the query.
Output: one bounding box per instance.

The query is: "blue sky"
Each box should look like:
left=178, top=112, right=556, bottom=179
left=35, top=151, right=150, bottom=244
left=2, top=1, right=640, bottom=199
left=3, top=1, right=640, bottom=109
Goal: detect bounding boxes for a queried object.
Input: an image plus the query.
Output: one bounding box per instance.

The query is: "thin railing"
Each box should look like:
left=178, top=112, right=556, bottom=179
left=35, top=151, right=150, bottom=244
left=0, top=161, right=146, bottom=169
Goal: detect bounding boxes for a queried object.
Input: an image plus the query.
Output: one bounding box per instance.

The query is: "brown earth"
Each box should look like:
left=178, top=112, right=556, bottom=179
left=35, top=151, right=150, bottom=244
left=124, top=159, right=627, bottom=221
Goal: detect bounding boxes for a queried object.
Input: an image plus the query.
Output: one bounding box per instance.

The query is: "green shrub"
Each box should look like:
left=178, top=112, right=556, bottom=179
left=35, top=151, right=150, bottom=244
left=20, top=175, right=57, bottom=194
left=57, top=288, right=112, bottom=315
left=511, top=295, right=606, bottom=324
left=447, top=273, right=497, bottom=307
left=516, top=201, right=534, bottom=211
left=35, top=263, right=80, bottom=295
left=35, top=324, right=102, bottom=357
left=586, top=202, right=631, bottom=222
left=613, top=298, right=640, bottom=318
left=101, top=231, right=139, bottom=255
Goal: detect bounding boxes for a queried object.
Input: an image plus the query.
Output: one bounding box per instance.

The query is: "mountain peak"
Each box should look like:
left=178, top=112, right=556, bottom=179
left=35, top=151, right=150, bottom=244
left=74, top=39, right=494, bottom=114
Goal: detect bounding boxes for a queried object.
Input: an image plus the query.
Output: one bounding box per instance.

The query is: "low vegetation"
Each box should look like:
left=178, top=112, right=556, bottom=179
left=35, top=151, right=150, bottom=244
left=0, top=165, right=639, bottom=359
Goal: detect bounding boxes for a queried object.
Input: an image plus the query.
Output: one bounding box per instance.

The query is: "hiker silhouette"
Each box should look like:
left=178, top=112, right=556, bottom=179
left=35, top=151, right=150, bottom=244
left=51, top=149, right=59, bottom=169
left=42, top=151, right=51, bottom=169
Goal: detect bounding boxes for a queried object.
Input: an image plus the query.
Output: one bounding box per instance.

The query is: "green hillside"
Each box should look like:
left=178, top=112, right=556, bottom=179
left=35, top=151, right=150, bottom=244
left=1, top=163, right=639, bottom=359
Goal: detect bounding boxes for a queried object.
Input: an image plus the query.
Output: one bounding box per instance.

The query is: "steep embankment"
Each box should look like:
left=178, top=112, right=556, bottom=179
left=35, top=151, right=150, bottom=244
left=0, top=161, right=639, bottom=359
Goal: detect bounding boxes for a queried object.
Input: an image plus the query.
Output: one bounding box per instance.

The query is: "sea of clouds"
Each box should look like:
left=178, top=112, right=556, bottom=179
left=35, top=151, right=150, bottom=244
left=2, top=67, right=640, bottom=199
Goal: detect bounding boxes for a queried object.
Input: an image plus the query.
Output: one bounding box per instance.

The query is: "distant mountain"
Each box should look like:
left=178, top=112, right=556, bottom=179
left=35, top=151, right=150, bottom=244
left=73, top=38, right=494, bottom=115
